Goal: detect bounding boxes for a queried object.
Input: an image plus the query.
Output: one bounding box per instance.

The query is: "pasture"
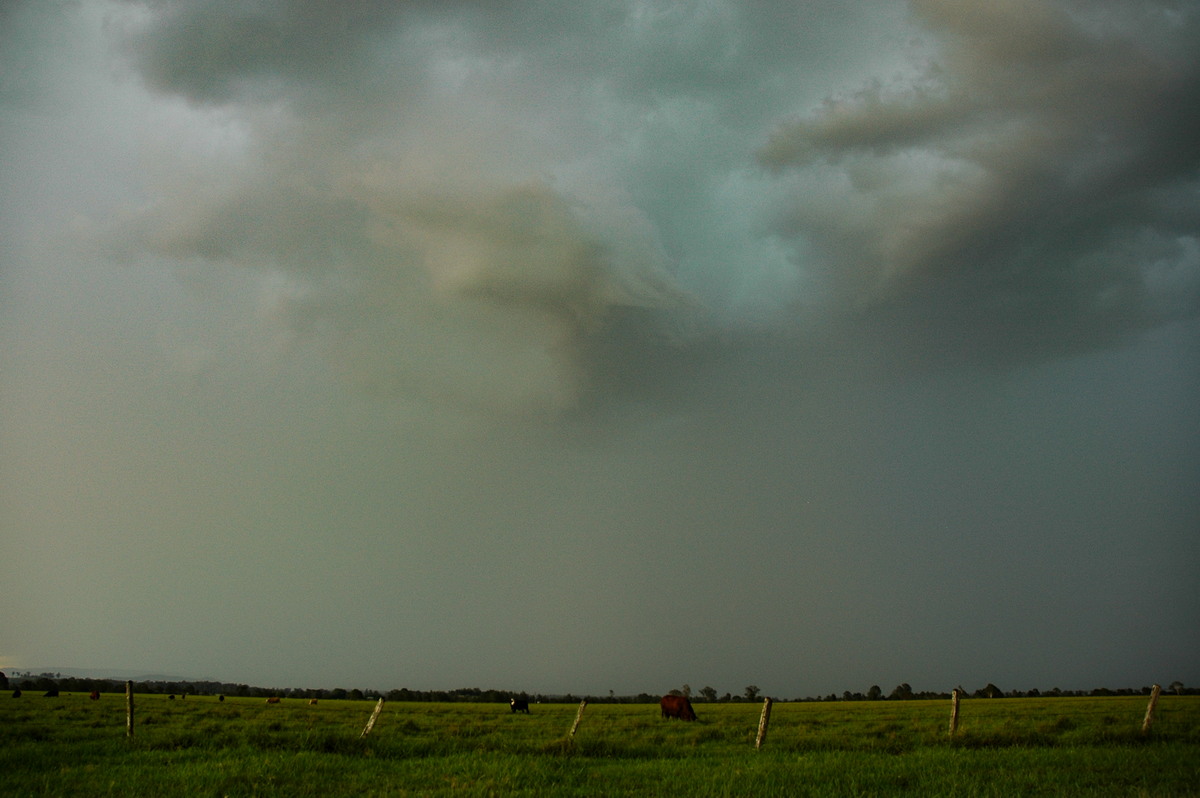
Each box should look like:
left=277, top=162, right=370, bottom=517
left=2, top=693, right=1198, bottom=796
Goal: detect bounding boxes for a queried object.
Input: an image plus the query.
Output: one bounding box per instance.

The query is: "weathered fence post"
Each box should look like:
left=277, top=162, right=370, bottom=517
left=1142, top=684, right=1162, bottom=735
left=568, top=700, right=588, bottom=738
left=755, top=697, right=773, bottom=750
left=949, top=688, right=961, bottom=737
left=125, top=681, right=134, bottom=738
left=360, top=697, right=386, bottom=738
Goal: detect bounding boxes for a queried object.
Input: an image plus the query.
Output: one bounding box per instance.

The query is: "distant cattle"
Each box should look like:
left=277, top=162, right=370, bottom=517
left=43, top=689, right=59, bottom=698
left=12, top=689, right=21, bottom=698
left=218, top=695, right=225, bottom=702
left=168, top=694, right=176, bottom=700
left=660, top=694, right=697, bottom=721
left=510, top=697, right=530, bottom=713
left=89, top=691, right=100, bottom=700
left=309, top=698, right=318, bottom=706
left=266, top=696, right=281, bottom=704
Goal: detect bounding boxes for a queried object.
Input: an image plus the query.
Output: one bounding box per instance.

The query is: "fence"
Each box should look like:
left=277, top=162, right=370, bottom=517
left=13, top=686, right=1197, bottom=752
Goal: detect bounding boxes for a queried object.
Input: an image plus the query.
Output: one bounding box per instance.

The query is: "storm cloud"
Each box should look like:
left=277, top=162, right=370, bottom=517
left=761, top=0, right=1200, bottom=365
left=2, top=0, right=1196, bottom=695
left=89, top=0, right=1200, bottom=413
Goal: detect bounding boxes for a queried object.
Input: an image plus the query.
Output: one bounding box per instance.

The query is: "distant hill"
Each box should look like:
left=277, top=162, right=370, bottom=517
left=13, top=667, right=203, bottom=682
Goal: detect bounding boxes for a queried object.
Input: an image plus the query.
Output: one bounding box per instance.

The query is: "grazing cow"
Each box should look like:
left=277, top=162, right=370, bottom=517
left=309, top=698, right=318, bottom=706
left=89, top=691, right=100, bottom=700
left=168, top=694, right=175, bottom=700
left=266, top=696, right=281, bottom=704
left=510, top=697, right=530, bottom=714
left=660, top=694, right=697, bottom=721
left=218, top=695, right=225, bottom=702
left=44, top=689, right=59, bottom=698
left=12, top=689, right=21, bottom=698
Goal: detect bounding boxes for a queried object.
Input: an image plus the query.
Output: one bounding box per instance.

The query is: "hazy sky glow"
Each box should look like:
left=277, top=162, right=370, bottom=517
left=2, top=0, right=1198, bottom=697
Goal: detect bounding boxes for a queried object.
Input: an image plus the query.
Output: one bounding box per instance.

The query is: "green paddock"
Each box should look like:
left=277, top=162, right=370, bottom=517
left=3, top=693, right=1197, bottom=796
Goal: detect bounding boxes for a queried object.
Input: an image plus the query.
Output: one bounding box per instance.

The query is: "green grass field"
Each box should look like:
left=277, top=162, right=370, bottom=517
left=2, top=693, right=1197, bottom=796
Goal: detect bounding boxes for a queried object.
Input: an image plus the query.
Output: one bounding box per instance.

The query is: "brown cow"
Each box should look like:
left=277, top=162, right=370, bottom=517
left=660, top=694, right=697, bottom=721
left=266, top=696, right=281, bottom=704
left=308, top=698, right=318, bottom=706
left=89, top=691, right=100, bottom=700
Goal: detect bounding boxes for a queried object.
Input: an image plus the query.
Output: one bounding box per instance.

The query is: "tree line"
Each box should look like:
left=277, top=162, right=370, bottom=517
left=804, top=682, right=1190, bottom=702
left=1, top=671, right=1189, bottom=702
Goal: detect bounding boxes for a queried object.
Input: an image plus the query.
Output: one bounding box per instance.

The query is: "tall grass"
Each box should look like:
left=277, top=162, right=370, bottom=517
left=2, top=693, right=1197, bottom=795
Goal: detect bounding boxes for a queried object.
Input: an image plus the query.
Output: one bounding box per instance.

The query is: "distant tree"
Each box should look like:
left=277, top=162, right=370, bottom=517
left=330, top=688, right=348, bottom=700
left=974, top=683, right=1003, bottom=698
left=0, top=672, right=7, bottom=690
left=867, top=685, right=882, bottom=701
left=888, top=683, right=913, bottom=700
left=744, top=685, right=760, bottom=701
left=699, top=686, right=718, bottom=702
left=681, top=684, right=692, bottom=698
left=1170, top=681, right=1185, bottom=695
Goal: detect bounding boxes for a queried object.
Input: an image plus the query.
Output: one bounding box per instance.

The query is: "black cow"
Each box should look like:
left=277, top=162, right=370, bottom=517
left=510, top=697, right=530, bottom=713
left=660, top=694, right=697, bottom=721
left=12, top=689, right=21, bottom=698
left=43, top=689, right=59, bottom=698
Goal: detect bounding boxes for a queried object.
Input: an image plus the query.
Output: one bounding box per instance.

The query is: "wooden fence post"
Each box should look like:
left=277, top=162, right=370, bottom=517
left=568, top=700, right=588, bottom=738
left=949, top=688, right=960, bottom=737
left=125, top=681, right=134, bottom=738
left=1142, top=684, right=1161, bottom=735
left=755, top=697, right=773, bottom=750
left=360, top=698, right=386, bottom=737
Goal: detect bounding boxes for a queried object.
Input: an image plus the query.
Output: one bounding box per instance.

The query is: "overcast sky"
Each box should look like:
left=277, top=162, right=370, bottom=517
left=2, top=0, right=1198, bottom=698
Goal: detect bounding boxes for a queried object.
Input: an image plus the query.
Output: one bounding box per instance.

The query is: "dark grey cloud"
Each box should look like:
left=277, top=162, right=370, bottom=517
left=759, top=0, right=1200, bottom=367
left=115, top=0, right=413, bottom=102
